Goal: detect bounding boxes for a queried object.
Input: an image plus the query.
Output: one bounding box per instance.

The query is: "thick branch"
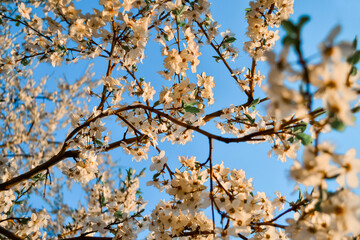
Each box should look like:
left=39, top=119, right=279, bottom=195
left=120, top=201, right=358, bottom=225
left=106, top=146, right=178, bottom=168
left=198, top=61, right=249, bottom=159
left=60, top=237, right=111, bottom=240
left=0, top=226, right=23, bottom=240
left=0, top=148, right=75, bottom=191
left=0, top=102, right=323, bottom=191
left=0, top=136, right=141, bottom=191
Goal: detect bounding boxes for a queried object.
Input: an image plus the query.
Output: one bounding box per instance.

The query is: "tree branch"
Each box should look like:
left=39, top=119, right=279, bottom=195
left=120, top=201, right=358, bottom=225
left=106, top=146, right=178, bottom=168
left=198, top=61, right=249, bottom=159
left=0, top=226, right=23, bottom=240
left=208, top=137, right=215, bottom=238
left=0, top=136, right=142, bottom=191
left=59, top=237, right=112, bottom=240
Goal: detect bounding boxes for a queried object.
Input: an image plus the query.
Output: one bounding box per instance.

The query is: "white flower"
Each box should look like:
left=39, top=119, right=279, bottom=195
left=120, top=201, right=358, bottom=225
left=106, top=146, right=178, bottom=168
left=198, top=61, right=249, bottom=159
left=18, top=3, right=32, bottom=20
left=70, top=113, right=80, bottom=128
left=335, top=148, right=360, bottom=188
left=272, top=191, right=286, bottom=210
left=0, top=190, right=15, bottom=213
left=163, top=48, right=182, bottom=75
left=142, top=81, right=156, bottom=102
left=179, top=156, right=196, bottom=169
left=18, top=209, right=50, bottom=237
left=89, top=119, right=106, bottom=139
left=321, top=189, right=360, bottom=234
left=150, top=151, right=168, bottom=171
left=89, top=216, right=108, bottom=234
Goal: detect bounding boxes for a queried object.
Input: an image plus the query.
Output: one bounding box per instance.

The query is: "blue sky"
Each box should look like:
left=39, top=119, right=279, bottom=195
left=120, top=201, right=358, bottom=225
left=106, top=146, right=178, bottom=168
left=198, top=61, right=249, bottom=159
left=26, top=0, right=360, bottom=235
left=133, top=0, right=360, bottom=211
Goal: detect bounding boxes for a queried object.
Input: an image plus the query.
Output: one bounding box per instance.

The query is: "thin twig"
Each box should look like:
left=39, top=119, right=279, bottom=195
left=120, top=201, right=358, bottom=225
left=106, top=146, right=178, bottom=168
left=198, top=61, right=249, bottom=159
left=208, top=137, right=215, bottom=238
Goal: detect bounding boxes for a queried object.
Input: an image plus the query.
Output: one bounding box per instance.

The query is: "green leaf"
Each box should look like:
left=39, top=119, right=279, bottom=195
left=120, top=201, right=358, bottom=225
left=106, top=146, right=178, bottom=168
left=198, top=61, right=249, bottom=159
left=244, top=7, right=251, bottom=19
left=295, top=133, right=313, bottom=145
left=293, top=122, right=307, bottom=133
left=183, top=101, right=199, bottom=107
left=178, top=5, right=186, bottom=15
left=314, top=201, right=322, bottom=212
left=140, top=77, right=145, bottom=82
left=297, top=15, right=310, bottom=30
left=20, top=218, right=30, bottom=224
left=178, top=21, right=186, bottom=27
left=115, top=211, right=123, bottom=219
left=249, top=98, right=260, bottom=107
left=121, top=45, right=130, bottom=50
left=224, top=37, right=236, bottom=44
left=164, top=34, right=169, bottom=41
left=352, top=106, right=360, bottom=113
left=350, top=66, right=358, bottom=76
left=184, top=105, right=200, bottom=113
left=127, top=168, right=133, bottom=178
left=96, top=174, right=103, bottom=184
left=135, top=208, right=145, bottom=217
left=176, top=15, right=181, bottom=25
left=347, top=51, right=360, bottom=65
left=212, top=56, right=221, bottom=62
left=57, top=45, right=66, bottom=51
left=21, top=59, right=29, bottom=66
left=100, top=194, right=106, bottom=206
left=139, top=168, right=146, bottom=177
left=330, top=118, right=346, bottom=132
left=281, top=20, right=298, bottom=35
left=31, top=173, right=43, bottom=181
left=94, top=139, right=103, bottom=146
left=153, top=100, right=161, bottom=108
left=282, top=35, right=297, bottom=46
left=15, top=199, right=25, bottom=205
left=298, top=189, right=303, bottom=201
left=352, top=36, right=357, bottom=49
left=6, top=206, right=13, bottom=216
left=313, top=107, right=326, bottom=118
left=244, top=113, right=255, bottom=124
left=153, top=172, right=161, bottom=180
left=182, top=101, right=200, bottom=113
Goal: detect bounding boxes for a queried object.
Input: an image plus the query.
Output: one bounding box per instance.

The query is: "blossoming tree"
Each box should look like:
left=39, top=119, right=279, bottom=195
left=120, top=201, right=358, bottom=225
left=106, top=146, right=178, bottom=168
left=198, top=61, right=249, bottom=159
left=1, top=0, right=360, bottom=239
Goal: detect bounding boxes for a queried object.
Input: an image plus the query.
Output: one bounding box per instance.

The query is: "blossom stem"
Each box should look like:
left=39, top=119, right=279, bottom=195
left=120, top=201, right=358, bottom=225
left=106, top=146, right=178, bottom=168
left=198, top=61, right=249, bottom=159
left=196, top=21, right=251, bottom=98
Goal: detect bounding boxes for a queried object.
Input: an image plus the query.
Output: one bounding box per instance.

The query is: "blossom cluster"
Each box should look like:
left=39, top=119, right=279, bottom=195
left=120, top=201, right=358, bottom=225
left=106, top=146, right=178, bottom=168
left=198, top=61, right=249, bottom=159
left=244, top=0, right=294, bottom=60
left=0, top=0, right=359, bottom=239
